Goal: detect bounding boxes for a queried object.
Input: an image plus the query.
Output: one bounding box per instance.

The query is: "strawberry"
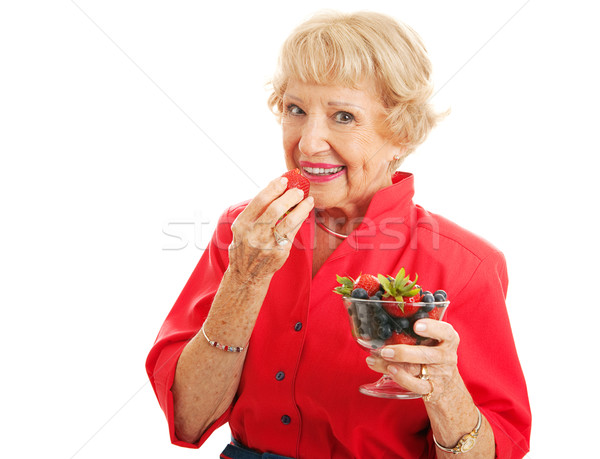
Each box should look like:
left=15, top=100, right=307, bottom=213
left=276, top=169, right=311, bottom=224
left=377, top=268, right=421, bottom=317
left=353, top=274, right=380, bottom=297
left=428, top=306, right=441, bottom=320
left=281, top=168, right=310, bottom=199
left=386, top=332, right=417, bottom=345
left=400, top=294, right=424, bottom=316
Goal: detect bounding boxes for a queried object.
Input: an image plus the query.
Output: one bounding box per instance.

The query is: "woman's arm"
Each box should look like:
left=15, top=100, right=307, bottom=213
left=171, top=177, right=314, bottom=443
left=369, top=319, right=494, bottom=457
left=367, top=251, right=531, bottom=458
left=171, top=269, right=272, bottom=443
left=423, top=369, right=494, bottom=458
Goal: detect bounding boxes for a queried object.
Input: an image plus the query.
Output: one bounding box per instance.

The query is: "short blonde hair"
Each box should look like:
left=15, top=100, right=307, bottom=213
left=268, top=11, right=446, bottom=162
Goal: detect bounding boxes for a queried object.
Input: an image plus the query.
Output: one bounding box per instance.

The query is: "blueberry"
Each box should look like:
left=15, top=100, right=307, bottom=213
left=368, top=295, right=383, bottom=308
left=392, top=317, right=410, bottom=331
left=411, top=311, right=429, bottom=322
left=421, top=303, right=434, bottom=312
left=374, top=311, right=389, bottom=326
left=377, top=323, right=393, bottom=340
left=434, top=290, right=447, bottom=301
left=375, top=290, right=383, bottom=299
left=422, top=293, right=435, bottom=303
left=351, top=288, right=369, bottom=299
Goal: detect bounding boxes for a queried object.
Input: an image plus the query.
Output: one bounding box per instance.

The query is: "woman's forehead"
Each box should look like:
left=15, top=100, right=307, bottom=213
left=285, top=79, right=377, bottom=98
left=283, top=79, right=383, bottom=107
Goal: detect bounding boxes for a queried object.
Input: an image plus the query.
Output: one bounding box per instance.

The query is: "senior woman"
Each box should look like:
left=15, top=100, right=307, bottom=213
left=146, top=11, right=531, bottom=458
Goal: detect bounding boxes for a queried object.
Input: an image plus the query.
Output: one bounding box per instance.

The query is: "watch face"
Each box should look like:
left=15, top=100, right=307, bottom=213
left=460, top=436, right=476, bottom=452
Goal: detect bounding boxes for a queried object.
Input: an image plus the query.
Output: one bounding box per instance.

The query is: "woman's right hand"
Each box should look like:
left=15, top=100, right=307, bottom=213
left=227, top=176, right=314, bottom=283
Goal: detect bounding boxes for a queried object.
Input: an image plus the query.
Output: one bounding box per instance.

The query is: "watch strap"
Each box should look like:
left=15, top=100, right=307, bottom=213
left=433, top=407, right=482, bottom=454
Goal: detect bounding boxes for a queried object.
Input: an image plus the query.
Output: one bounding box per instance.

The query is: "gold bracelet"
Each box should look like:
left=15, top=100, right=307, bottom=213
left=433, top=407, right=482, bottom=454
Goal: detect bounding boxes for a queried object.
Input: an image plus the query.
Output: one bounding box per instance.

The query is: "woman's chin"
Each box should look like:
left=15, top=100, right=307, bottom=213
left=311, top=194, right=342, bottom=211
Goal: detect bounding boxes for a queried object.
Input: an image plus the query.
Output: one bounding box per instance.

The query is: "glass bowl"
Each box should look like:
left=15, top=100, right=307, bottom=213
left=342, top=296, right=450, bottom=399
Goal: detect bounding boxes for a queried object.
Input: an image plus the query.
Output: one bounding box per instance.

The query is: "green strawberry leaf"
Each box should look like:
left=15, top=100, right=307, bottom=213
left=334, top=275, right=354, bottom=296
left=333, top=286, right=352, bottom=296
left=394, top=268, right=405, bottom=290
left=398, top=301, right=405, bottom=313
left=404, top=274, right=419, bottom=295
left=377, top=274, right=394, bottom=297
left=336, top=275, right=354, bottom=288
left=405, top=288, right=420, bottom=298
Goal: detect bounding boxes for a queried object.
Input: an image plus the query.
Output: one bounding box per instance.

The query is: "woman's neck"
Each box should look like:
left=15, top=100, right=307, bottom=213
left=315, top=206, right=364, bottom=237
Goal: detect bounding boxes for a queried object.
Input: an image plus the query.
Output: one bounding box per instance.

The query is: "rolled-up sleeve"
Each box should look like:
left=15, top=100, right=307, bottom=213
left=145, top=205, right=239, bottom=448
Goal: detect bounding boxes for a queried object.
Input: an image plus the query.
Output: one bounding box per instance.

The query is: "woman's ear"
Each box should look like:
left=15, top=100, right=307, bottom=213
left=391, top=145, right=408, bottom=162
left=388, top=146, right=408, bottom=173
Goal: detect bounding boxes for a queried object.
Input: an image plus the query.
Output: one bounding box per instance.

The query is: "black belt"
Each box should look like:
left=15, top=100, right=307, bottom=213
left=220, top=438, right=295, bottom=459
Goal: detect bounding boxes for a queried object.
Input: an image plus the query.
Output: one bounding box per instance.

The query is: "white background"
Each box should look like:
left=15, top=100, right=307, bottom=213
left=1, top=1, right=598, bottom=458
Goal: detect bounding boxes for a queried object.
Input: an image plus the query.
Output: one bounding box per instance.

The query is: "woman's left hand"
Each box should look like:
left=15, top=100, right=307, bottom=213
left=366, top=318, right=461, bottom=403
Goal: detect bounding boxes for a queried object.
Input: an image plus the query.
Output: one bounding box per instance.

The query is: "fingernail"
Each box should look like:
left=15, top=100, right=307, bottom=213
left=387, top=365, right=398, bottom=375
left=381, top=348, right=394, bottom=358
left=307, top=196, right=314, bottom=204
left=280, top=177, right=288, bottom=185
left=414, top=322, right=426, bottom=332
left=366, top=356, right=376, bottom=366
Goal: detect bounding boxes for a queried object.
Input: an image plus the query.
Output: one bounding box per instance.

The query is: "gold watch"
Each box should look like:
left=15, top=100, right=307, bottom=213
left=433, top=407, right=482, bottom=454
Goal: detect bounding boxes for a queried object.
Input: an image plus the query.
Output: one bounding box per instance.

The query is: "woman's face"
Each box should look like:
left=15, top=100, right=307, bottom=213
left=282, top=79, right=402, bottom=215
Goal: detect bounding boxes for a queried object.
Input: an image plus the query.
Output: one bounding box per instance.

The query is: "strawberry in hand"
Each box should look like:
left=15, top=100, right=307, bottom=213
left=277, top=169, right=310, bottom=224
left=282, top=169, right=310, bottom=199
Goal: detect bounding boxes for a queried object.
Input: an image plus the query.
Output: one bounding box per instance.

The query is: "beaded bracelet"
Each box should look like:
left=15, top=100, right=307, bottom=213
left=201, top=326, right=246, bottom=353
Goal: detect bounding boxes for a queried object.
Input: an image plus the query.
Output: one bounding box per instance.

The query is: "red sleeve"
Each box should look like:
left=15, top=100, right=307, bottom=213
left=145, top=206, right=238, bottom=448
left=448, top=251, right=531, bottom=458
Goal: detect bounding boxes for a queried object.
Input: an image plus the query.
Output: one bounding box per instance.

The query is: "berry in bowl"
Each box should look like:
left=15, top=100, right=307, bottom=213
left=335, top=269, right=450, bottom=399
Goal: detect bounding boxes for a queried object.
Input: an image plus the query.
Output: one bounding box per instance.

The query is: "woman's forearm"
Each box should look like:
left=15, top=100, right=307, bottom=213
left=171, top=268, right=273, bottom=444
left=425, top=370, right=495, bottom=458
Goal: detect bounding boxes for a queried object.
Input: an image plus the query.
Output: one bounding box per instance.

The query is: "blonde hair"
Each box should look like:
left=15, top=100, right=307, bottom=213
left=268, top=11, right=446, bottom=163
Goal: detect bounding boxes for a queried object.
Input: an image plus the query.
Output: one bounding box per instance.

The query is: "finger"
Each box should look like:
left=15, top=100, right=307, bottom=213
left=365, top=357, right=431, bottom=395
left=386, top=364, right=433, bottom=395
left=366, top=355, right=420, bottom=376
left=239, top=176, right=288, bottom=222
left=256, top=187, right=305, bottom=225
left=276, top=196, right=314, bottom=239
left=378, top=343, right=443, bottom=365
left=413, top=319, right=459, bottom=347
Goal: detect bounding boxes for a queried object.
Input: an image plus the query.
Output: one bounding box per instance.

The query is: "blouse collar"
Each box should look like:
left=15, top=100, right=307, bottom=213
left=302, top=171, right=415, bottom=243
left=363, top=171, right=415, bottom=220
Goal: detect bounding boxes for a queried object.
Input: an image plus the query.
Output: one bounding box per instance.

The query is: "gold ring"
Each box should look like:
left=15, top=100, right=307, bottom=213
left=273, top=228, right=289, bottom=246
left=419, top=364, right=433, bottom=401
left=422, top=378, right=434, bottom=401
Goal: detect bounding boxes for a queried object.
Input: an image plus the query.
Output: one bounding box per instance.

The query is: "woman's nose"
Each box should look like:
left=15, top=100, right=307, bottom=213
left=298, top=118, right=330, bottom=156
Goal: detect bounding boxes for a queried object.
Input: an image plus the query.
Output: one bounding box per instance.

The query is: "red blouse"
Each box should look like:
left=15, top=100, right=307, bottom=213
left=146, top=172, right=531, bottom=458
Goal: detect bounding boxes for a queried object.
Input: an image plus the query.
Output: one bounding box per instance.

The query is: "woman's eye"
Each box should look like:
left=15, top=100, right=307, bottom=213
left=334, top=111, right=354, bottom=124
left=286, top=104, right=304, bottom=116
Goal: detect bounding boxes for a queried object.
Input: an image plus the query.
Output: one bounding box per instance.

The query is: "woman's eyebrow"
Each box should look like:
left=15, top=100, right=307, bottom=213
left=284, top=94, right=303, bottom=103
left=328, top=101, right=364, bottom=110
left=284, top=94, right=364, bottom=110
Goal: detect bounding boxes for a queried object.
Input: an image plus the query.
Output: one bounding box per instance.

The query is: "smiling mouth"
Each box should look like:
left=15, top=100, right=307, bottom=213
left=302, top=166, right=345, bottom=176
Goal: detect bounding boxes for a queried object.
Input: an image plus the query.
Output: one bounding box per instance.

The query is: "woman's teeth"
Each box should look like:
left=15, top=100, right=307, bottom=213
left=303, top=166, right=344, bottom=176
